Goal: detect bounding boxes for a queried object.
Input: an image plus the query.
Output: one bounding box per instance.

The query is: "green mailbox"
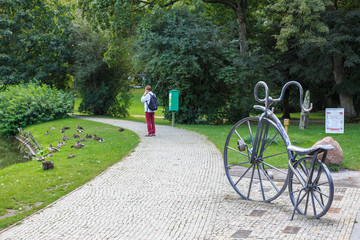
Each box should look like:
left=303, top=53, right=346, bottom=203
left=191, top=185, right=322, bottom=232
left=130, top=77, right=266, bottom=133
left=169, top=89, right=179, bottom=112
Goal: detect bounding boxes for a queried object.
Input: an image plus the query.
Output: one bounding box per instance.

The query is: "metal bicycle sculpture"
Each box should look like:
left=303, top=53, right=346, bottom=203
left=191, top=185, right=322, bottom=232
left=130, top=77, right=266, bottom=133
left=224, top=81, right=334, bottom=219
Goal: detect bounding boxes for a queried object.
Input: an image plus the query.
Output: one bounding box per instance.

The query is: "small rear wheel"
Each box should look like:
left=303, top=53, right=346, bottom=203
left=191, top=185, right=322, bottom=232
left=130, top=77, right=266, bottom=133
left=224, top=117, right=290, bottom=202
left=289, top=157, right=334, bottom=218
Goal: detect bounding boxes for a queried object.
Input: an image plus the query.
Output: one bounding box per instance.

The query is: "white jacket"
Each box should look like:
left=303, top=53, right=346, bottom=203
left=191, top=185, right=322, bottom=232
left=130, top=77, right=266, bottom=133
left=141, top=92, right=156, bottom=113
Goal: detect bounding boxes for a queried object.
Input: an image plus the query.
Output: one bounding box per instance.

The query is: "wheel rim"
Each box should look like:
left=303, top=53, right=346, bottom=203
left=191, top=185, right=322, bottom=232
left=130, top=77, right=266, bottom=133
left=224, top=117, right=290, bottom=202
left=289, top=157, right=334, bottom=218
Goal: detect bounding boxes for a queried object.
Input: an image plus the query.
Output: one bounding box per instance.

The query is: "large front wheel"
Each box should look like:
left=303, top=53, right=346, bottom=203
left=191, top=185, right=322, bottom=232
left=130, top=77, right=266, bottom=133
left=224, top=117, right=290, bottom=202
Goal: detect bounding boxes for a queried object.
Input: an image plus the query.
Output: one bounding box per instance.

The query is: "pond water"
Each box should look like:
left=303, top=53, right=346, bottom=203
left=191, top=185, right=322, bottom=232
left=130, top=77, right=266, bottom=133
left=0, top=137, right=32, bottom=170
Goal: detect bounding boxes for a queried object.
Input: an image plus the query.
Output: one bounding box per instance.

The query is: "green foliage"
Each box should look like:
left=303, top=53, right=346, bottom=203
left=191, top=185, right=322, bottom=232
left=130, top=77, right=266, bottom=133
left=0, top=83, right=74, bottom=136
left=70, top=19, right=131, bottom=116
left=134, top=8, right=258, bottom=124
left=0, top=0, right=74, bottom=89
left=273, top=0, right=332, bottom=51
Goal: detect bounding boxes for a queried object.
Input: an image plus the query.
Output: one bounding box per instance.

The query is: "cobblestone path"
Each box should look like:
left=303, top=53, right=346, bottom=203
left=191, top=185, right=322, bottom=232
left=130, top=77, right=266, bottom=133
left=1, top=117, right=359, bottom=240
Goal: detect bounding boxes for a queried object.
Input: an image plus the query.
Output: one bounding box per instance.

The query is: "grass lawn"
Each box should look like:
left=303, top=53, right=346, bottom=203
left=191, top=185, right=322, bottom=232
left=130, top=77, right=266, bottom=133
left=0, top=117, right=138, bottom=230
left=179, top=122, right=360, bottom=170
left=118, top=113, right=360, bottom=170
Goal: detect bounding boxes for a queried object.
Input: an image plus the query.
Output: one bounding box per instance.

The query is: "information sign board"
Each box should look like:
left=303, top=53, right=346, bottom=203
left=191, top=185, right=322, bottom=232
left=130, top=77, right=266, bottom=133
left=325, top=108, right=344, bottom=133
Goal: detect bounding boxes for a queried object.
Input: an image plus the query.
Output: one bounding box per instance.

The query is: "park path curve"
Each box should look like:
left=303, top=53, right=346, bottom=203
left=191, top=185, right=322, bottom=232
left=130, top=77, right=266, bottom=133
left=1, top=117, right=359, bottom=240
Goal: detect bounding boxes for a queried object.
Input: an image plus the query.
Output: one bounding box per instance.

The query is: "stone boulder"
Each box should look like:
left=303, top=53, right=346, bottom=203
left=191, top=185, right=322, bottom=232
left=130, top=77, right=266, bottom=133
left=312, top=136, right=343, bottom=165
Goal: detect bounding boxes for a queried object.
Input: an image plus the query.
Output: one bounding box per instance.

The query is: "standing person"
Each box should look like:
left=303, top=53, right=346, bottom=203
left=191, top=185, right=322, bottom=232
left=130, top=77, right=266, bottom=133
left=141, top=85, right=156, bottom=137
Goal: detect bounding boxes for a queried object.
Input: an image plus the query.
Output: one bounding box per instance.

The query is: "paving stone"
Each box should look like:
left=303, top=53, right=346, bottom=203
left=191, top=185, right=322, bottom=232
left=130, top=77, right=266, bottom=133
left=0, top=117, right=359, bottom=240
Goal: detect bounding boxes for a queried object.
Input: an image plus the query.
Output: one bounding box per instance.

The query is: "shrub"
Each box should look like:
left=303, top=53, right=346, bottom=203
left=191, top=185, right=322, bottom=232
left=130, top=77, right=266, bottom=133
left=0, top=83, right=74, bottom=136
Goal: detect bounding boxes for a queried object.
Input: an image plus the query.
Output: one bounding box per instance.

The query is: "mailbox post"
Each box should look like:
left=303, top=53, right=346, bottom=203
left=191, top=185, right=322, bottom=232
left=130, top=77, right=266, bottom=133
left=169, top=90, right=179, bottom=127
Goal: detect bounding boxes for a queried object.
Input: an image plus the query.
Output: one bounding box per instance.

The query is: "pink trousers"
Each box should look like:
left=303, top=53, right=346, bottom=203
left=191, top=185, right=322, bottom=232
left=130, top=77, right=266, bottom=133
left=145, top=112, right=155, bottom=135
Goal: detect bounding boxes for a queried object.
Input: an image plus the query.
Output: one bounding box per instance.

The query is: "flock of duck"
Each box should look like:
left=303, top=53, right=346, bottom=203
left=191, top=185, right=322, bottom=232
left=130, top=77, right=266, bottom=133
left=37, top=124, right=111, bottom=161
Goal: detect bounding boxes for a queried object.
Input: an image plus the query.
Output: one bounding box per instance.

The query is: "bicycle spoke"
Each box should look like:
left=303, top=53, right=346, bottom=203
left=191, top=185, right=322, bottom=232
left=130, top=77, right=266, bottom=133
left=299, top=161, right=309, bottom=178
left=257, top=163, right=266, bottom=201
left=247, top=120, right=254, bottom=146
left=234, top=163, right=254, bottom=186
left=311, top=191, right=317, bottom=216
left=315, top=182, right=330, bottom=187
left=312, top=190, right=326, bottom=210
left=261, top=151, right=288, bottom=160
left=313, top=165, right=323, bottom=184
left=259, top=164, right=279, bottom=193
left=304, top=191, right=310, bottom=215
left=228, top=161, right=251, bottom=167
left=259, top=122, right=270, bottom=158
left=247, top=164, right=256, bottom=198
left=312, top=188, right=330, bottom=199
left=293, top=166, right=307, bottom=186
left=227, top=146, right=249, bottom=157
left=260, top=161, right=288, bottom=175
left=262, top=131, right=279, bottom=153
left=234, top=130, right=242, bottom=140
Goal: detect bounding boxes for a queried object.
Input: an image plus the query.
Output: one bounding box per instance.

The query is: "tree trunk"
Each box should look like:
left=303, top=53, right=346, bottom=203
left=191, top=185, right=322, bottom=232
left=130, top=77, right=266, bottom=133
left=281, top=88, right=290, bottom=119
left=236, top=9, right=247, bottom=56
left=332, top=56, right=356, bottom=118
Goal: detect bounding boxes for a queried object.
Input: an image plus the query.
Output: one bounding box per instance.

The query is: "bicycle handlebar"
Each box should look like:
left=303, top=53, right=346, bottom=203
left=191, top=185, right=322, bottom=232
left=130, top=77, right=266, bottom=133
left=254, top=81, right=313, bottom=112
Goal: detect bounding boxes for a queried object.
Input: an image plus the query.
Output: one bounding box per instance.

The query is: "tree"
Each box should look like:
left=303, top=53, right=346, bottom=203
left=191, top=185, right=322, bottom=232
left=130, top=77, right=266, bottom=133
left=133, top=8, right=254, bottom=123
left=70, top=19, right=131, bottom=116
left=0, top=0, right=74, bottom=89
left=273, top=0, right=360, bottom=118
left=202, top=0, right=248, bottom=56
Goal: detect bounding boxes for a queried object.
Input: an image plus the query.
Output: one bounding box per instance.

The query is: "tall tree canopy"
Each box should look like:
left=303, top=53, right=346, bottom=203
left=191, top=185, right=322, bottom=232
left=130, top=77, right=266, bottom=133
left=273, top=0, right=360, bottom=118
left=0, top=0, right=74, bottom=89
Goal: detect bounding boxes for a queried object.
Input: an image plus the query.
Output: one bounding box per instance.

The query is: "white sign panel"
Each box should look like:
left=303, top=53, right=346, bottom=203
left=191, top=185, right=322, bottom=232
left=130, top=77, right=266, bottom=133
left=325, top=108, right=344, bottom=133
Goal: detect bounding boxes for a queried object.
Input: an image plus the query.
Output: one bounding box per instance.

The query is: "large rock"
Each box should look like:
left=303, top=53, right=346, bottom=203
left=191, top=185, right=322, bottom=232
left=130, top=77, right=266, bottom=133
left=312, top=136, right=343, bottom=165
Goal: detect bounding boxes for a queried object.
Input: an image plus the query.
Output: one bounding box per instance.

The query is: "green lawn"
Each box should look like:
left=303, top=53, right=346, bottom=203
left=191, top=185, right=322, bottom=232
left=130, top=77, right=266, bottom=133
left=179, top=122, right=360, bottom=170
left=0, top=117, right=139, bottom=230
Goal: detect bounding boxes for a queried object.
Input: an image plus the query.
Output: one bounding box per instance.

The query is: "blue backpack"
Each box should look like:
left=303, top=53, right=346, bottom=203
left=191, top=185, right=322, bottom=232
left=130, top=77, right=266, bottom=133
left=147, top=93, right=158, bottom=111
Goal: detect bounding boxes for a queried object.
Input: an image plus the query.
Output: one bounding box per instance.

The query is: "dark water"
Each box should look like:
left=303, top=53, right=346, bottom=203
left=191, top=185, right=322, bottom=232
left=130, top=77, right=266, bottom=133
left=0, top=137, right=32, bottom=170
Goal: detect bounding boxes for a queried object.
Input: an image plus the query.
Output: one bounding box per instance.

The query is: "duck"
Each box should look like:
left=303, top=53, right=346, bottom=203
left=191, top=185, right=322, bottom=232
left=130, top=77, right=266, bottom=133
left=63, top=126, right=70, bottom=130
left=44, top=152, right=53, bottom=158
left=50, top=127, right=55, bottom=130
left=77, top=129, right=83, bottom=133
left=118, top=127, right=124, bottom=132
left=57, top=141, right=65, bottom=148
left=76, top=124, right=84, bottom=130
left=85, top=134, right=92, bottom=138
left=67, top=153, right=76, bottom=158
left=62, top=135, right=71, bottom=141
left=37, top=155, right=45, bottom=161
left=48, top=145, right=60, bottom=152
left=92, top=135, right=101, bottom=141
left=73, top=134, right=80, bottom=138
left=44, top=131, right=49, bottom=136
left=98, top=138, right=105, bottom=142
left=79, top=138, right=86, bottom=142
left=60, top=128, right=65, bottom=133
left=71, top=141, right=86, bottom=148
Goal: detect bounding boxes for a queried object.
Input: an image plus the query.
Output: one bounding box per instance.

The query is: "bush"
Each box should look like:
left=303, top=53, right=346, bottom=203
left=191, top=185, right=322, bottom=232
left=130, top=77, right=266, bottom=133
left=0, top=83, right=74, bottom=136
left=70, top=19, right=131, bottom=117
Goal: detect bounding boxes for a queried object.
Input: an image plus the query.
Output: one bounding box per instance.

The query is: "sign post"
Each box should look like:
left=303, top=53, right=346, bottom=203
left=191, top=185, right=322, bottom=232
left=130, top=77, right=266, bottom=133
left=325, top=108, right=344, bottom=133
left=169, top=90, right=179, bottom=127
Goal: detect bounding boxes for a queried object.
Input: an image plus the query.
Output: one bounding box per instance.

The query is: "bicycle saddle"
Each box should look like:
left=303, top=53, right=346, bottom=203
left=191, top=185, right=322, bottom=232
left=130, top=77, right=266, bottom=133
left=287, top=144, right=334, bottom=156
